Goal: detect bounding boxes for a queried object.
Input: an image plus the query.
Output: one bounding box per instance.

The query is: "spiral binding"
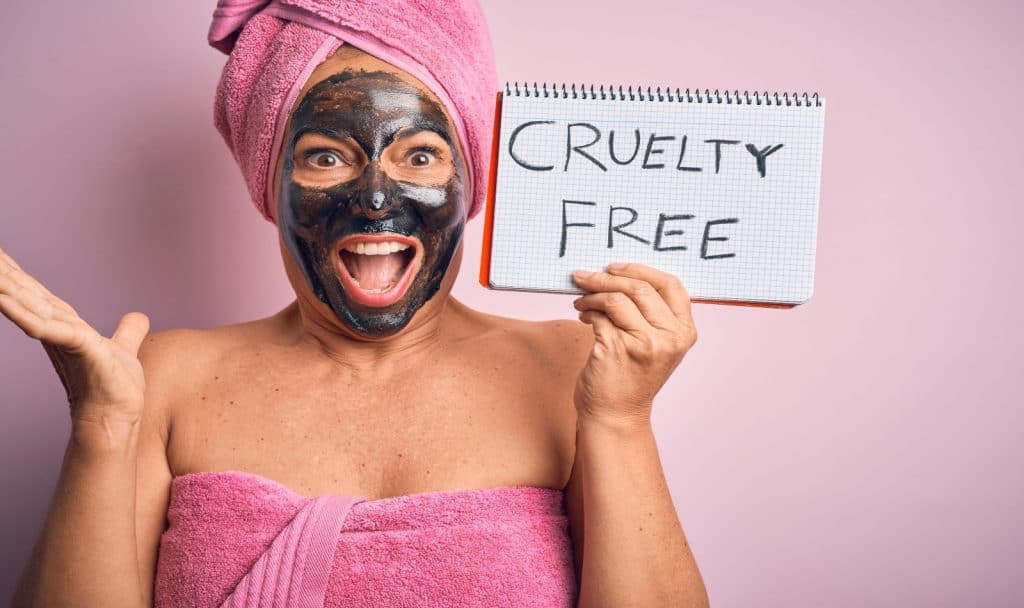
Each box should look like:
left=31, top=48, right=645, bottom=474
left=503, top=82, right=823, bottom=107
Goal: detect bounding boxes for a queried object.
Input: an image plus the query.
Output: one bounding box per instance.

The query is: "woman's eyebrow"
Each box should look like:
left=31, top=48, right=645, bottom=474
left=382, top=125, right=453, bottom=150
left=290, top=126, right=353, bottom=147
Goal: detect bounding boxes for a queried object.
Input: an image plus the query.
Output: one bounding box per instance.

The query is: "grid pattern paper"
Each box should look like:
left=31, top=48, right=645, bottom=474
left=488, top=87, right=826, bottom=305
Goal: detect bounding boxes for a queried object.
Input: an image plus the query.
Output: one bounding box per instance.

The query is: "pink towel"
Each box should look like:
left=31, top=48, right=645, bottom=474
left=154, top=471, right=578, bottom=607
left=208, top=0, right=499, bottom=225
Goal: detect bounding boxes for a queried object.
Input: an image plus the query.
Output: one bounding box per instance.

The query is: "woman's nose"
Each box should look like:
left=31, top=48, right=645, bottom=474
left=354, top=163, right=393, bottom=216
left=370, top=191, right=387, bottom=210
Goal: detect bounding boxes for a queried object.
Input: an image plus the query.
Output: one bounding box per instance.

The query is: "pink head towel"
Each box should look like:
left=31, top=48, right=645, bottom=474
left=208, top=0, right=499, bottom=224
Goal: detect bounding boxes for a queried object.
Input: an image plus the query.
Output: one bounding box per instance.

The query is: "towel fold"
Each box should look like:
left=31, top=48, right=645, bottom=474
left=209, top=0, right=499, bottom=225
left=154, top=471, right=578, bottom=607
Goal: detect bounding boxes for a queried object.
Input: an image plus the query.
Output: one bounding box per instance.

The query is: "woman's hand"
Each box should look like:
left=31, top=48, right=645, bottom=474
left=571, top=263, right=698, bottom=428
left=0, top=248, right=151, bottom=425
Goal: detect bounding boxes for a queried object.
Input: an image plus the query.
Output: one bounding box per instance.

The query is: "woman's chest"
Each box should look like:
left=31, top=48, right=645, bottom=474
left=165, top=352, right=577, bottom=498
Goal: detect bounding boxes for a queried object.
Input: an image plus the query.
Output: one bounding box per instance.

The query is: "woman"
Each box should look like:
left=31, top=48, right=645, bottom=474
left=8, top=1, right=707, bottom=606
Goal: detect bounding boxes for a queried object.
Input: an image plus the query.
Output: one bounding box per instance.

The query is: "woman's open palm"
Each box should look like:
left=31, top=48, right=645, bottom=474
left=0, top=248, right=150, bottom=424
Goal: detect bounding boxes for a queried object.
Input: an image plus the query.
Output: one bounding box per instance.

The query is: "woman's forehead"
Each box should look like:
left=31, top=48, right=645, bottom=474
left=300, top=71, right=434, bottom=119
left=300, top=46, right=449, bottom=121
left=286, top=44, right=464, bottom=156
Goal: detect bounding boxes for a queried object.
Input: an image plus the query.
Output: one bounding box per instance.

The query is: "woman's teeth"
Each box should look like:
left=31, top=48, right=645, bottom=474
left=337, top=239, right=415, bottom=296
left=342, top=241, right=411, bottom=255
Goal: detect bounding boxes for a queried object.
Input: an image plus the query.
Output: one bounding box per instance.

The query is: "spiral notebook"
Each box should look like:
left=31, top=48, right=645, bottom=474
left=479, top=83, right=827, bottom=307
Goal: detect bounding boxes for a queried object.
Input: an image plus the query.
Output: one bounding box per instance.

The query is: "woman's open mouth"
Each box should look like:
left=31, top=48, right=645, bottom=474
left=336, top=232, right=422, bottom=307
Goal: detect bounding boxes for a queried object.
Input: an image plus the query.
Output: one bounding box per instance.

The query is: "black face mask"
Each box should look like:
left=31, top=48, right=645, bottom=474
left=278, top=69, right=467, bottom=338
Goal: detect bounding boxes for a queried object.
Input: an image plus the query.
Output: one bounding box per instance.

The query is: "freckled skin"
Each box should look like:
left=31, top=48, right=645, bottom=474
left=277, top=69, right=467, bottom=337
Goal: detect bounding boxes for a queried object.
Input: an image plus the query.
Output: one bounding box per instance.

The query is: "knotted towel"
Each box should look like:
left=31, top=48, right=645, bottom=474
left=209, top=0, right=499, bottom=224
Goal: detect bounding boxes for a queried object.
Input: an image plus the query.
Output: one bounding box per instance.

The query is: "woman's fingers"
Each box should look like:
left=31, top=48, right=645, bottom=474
left=0, top=270, right=81, bottom=327
left=571, top=268, right=679, bottom=331
left=0, top=247, right=23, bottom=272
left=606, top=263, right=693, bottom=322
left=573, top=288, right=650, bottom=333
left=1, top=289, right=96, bottom=403
left=0, top=291, right=45, bottom=333
left=0, top=292, right=89, bottom=352
left=577, top=308, right=618, bottom=341
left=111, top=312, right=150, bottom=356
left=0, top=248, right=79, bottom=317
left=0, top=255, right=94, bottom=353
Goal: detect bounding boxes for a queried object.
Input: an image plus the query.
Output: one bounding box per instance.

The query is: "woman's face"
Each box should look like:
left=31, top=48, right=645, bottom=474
left=274, top=48, right=468, bottom=338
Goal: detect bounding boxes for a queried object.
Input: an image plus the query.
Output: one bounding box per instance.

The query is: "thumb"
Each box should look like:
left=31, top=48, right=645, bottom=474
left=111, top=311, right=151, bottom=356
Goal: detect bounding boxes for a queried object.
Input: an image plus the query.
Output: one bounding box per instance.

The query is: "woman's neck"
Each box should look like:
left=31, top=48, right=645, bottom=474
left=280, top=295, right=455, bottom=376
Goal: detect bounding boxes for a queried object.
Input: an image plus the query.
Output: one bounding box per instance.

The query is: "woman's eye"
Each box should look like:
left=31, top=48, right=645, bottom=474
left=408, top=149, right=437, bottom=167
left=306, top=151, right=345, bottom=168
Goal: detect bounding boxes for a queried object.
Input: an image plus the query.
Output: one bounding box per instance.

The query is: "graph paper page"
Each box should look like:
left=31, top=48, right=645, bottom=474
left=487, top=89, right=826, bottom=305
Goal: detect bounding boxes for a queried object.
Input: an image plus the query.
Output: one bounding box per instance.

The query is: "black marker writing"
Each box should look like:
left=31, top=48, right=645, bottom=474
left=507, top=120, right=783, bottom=177
left=565, top=123, right=607, bottom=171
left=745, top=143, right=784, bottom=178
left=558, top=199, right=740, bottom=261
left=642, top=134, right=675, bottom=169
left=704, top=139, right=741, bottom=174
left=701, top=218, right=739, bottom=259
left=654, top=213, right=694, bottom=251
left=608, top=206, right=651, bottom=248
left=608, top=129, right=641, bottom=165
left=675, top=135, right=701, bottom=172
left=561, top=199, right=597, bottom=257
left=508, top=120, right=555, bottom=171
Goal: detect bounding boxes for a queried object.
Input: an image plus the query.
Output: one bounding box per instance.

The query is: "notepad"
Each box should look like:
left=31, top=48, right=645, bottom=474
left=479, top=83, right=827, bottom=307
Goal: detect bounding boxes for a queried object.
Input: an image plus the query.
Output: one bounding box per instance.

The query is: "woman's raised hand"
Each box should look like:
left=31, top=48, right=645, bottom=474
left=570, top=263, right=698, bottom=429
left=0, top=247, right=151, bottom=425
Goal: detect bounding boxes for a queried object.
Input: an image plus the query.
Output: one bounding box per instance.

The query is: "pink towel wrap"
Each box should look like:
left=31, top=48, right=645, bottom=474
left=154, top=470, right=578, bottom=607
left=208, top=0, right=499, bottom=225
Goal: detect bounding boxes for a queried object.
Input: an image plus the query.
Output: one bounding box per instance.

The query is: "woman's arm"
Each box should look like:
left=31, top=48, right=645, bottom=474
left=567, top=263, right=708, bottom=607
left=2, top=245, right=173, bottom=607
left=13, top=357, right=173, bottom=608
left=573, top=415, right=708, bottom=608
left=13, top=416, right=147, bottom=608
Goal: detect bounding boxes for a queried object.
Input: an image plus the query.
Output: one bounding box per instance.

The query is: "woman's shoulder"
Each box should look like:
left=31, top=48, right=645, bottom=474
left=137, top=323, right=250, bottom=372
left=459, top=306, right=594, bottom=374
left=139, top=309, right=289, bottom=362
left=136, top=318, right=269, bottom=405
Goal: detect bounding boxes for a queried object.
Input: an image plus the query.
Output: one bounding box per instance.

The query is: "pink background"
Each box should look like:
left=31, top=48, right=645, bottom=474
left=1, top=1, right=1020, bottom=605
